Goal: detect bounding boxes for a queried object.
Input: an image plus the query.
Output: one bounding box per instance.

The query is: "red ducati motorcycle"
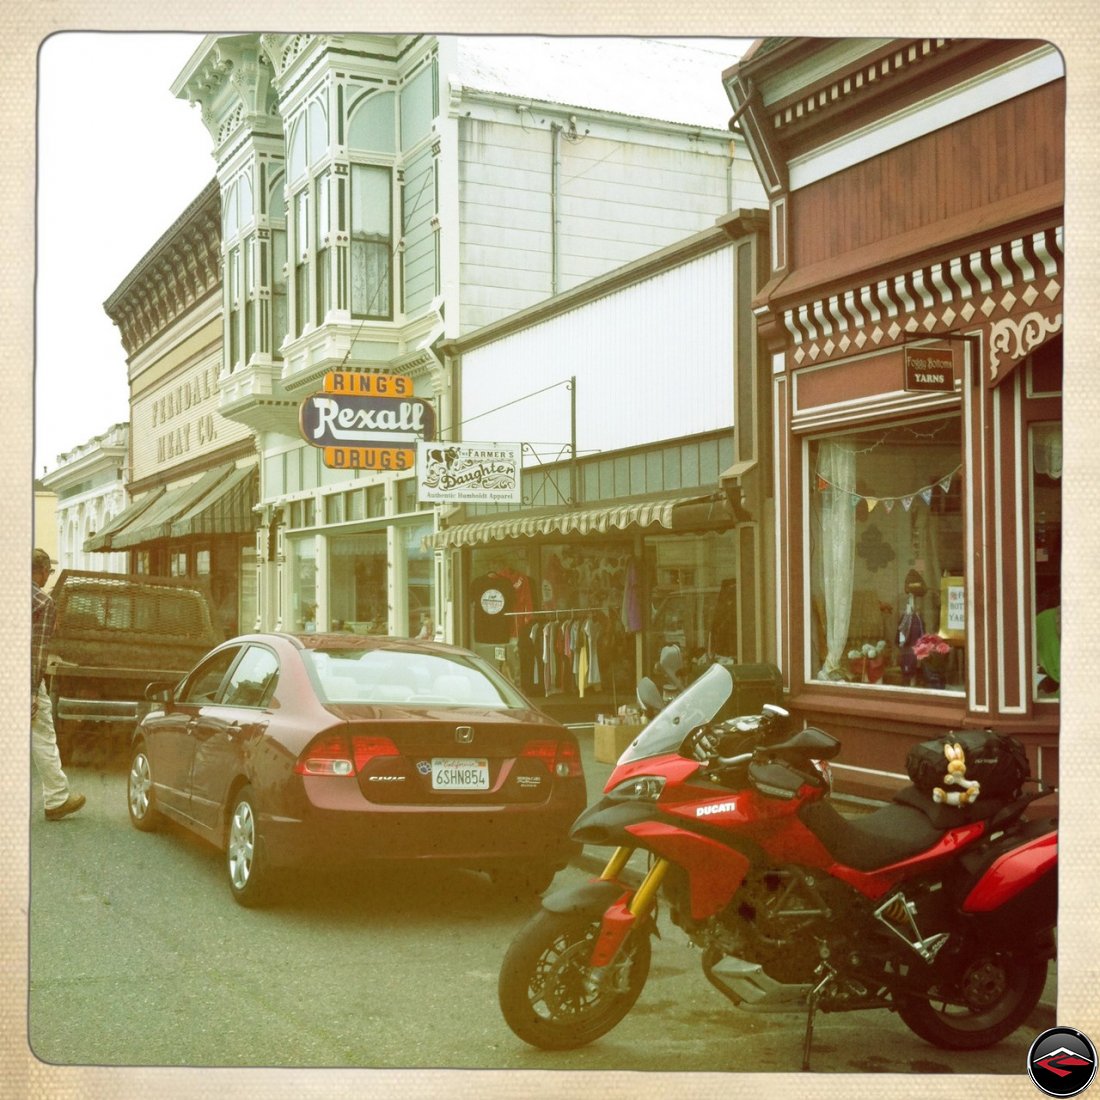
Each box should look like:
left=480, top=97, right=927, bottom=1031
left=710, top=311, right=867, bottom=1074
left=498, top=664, right=1056, bottom=1068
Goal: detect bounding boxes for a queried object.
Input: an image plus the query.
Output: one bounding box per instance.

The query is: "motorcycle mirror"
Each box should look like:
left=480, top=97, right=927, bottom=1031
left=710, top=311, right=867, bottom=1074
left=659, top=645, right=684, bottom=678
left=637, top=678, right=664, bottom=714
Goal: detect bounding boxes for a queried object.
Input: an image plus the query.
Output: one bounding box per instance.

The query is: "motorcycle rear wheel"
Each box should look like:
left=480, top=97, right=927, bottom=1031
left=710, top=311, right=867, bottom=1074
left=896, top=952, right=1049, bottom=1050
left=498, top=909, right=651, bottom=1050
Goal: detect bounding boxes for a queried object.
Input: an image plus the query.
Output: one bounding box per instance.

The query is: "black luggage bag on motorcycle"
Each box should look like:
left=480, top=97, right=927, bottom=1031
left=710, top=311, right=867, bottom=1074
left=906, top=728, right=1030, bottom=799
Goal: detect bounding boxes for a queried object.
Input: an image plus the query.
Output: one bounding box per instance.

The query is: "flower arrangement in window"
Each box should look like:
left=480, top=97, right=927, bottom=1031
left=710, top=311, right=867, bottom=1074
left=912, top=633, right=952, bottom=688
left=847, top=639, right=887, bottom=683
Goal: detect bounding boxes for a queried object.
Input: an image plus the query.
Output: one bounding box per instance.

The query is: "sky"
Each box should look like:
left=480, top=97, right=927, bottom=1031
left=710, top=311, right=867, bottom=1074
left=33, top=31, right=750, bottom=477
left=35, top=32, right=212, bottom=475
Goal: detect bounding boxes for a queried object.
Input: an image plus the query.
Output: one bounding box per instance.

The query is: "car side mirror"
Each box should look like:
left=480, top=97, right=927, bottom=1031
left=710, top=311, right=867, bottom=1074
left=144, top=681, right=176, bottom=705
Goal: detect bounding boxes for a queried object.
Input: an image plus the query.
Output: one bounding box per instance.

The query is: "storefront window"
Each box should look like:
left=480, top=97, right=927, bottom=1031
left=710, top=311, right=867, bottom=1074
left=239, top=545, right=258, bottom=634
left=644, top=531, right=739, bottom=669
left=329, top=530, right=387, bottom=634
left=1032, top=423, right=1062, bottom=701
left=809, top=415, right=964, bottom=691
left=404, top=522, right=434, bottom=637
left=288, top=536, right=317, bottom=632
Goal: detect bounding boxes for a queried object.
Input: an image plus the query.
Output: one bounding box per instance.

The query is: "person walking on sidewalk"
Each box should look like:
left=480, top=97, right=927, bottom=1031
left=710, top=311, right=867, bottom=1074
left=32, top=549, right=84, bottom=822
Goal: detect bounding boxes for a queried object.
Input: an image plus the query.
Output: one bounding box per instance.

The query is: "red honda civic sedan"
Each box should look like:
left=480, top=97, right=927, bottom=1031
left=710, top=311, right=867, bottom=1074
left=126, top=632, right=586, bottom=906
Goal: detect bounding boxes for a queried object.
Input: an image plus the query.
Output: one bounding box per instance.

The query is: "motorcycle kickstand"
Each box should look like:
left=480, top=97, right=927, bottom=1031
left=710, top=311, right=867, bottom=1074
left=801, top=966, right=835, bottom=1072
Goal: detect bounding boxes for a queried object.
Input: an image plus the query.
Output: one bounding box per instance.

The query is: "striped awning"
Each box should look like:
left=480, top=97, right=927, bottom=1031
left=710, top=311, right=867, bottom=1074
left=84, top=464, right=258, bottom=553
left=83, top=487, right=168, bottom=552
left=424, top=492, right=731, bottom=550
left=170, top=464, right=258, bottom=538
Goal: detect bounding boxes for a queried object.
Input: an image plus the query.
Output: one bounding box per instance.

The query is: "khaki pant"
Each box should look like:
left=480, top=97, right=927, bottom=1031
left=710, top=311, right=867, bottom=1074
left=31, top=683, right=70, bottom=812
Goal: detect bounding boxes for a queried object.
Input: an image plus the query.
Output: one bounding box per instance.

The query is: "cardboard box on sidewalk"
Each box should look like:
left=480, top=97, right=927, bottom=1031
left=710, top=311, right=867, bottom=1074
left=594, top=721, right=647, bottom=764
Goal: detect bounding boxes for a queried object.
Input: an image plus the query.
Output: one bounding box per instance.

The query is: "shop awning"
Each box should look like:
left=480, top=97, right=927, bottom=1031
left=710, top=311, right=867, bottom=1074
left=169, top=464, right=258, bottom=538
left=84, top=464, right=258, bottom=553
left=83, top=487, right=168, bottom=552
left=424, top=492, right=734, bottom=550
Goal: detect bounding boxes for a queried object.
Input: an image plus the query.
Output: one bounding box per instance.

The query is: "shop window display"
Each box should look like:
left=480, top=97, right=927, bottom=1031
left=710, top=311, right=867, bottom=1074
left=467, top=543, right=636, bottom=705
left=643, top=531, right=739, bottom=671
left=1032, top=422, right=1062, bottom=701
left=809, top=416, right=964, bottom=691
left=288, top=536, right=317, bottom=632
left=329, top=531, right=387, bottom=634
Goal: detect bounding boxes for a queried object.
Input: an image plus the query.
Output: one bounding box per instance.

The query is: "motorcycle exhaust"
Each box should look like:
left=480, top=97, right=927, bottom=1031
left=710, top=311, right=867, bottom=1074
left=704, top=953, right=812, bottom=1013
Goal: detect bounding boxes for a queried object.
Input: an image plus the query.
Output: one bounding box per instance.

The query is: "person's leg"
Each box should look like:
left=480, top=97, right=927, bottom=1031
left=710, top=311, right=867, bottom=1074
left=31, top=683, right=70, bottom=812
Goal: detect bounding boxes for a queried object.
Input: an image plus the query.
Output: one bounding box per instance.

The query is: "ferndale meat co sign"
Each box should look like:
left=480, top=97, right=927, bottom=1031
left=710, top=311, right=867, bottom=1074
left=299, top=371, right=436, bottom=470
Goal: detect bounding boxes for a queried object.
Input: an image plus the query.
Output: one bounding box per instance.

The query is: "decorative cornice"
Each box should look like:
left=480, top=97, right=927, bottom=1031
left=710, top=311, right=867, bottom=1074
left=766, top=40, right=952, bottom=136
left=104, top=183, right=222, bottom=358
left=775, top=226, right=1063, bottom=371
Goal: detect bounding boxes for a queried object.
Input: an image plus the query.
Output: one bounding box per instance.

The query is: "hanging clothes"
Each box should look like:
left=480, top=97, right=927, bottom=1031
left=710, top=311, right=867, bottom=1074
left=529, top=622, right=544, bottom=690
left=543, top=621, right=557, bottom=695
left=471, top=572, right=514, bottom=643
left=497, top=567, right=534, bottom=636
left=584, top=616, right=602, bottom=689
left=623, top=557, right=644, bottom=633
left=576, top=625, right=590, bottom=698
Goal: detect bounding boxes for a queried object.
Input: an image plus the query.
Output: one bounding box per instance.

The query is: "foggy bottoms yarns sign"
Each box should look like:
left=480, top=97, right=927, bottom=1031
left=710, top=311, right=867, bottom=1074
left=418, top=442, right=523, bottom=503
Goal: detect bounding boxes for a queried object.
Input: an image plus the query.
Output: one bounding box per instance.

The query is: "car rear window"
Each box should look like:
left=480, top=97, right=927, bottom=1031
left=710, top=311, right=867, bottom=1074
left=304, top=648, right=526, bottom=709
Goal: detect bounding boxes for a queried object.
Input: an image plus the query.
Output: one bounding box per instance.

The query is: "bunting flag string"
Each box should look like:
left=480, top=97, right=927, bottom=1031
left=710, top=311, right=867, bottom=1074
left=815, top=464, right=961, bottom=512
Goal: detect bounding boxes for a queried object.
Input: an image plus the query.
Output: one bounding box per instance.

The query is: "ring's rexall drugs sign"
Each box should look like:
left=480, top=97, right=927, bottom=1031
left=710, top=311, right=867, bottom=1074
left=299, top=371, right=436, bottom=471
left=417, top=441, right=523, bottom=503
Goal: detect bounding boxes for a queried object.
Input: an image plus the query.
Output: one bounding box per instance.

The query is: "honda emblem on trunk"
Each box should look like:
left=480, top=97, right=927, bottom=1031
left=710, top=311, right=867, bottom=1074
left=455, top=726, right=474, bottom=744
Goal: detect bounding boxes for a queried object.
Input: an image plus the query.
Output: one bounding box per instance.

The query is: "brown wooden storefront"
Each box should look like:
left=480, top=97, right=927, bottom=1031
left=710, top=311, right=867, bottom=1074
left=725, top=38, right=1063, bottom=805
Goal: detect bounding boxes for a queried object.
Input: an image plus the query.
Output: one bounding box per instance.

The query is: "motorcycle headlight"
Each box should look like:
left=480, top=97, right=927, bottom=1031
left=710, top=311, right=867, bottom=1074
left=608, top=775, right=667, bottom=802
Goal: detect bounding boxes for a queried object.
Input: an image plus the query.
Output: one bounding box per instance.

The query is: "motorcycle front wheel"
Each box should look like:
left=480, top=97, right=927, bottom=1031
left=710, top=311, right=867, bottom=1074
left=896, top=952, right=1049, bottom=1050
left=498, top=908, right=652, bottom=1050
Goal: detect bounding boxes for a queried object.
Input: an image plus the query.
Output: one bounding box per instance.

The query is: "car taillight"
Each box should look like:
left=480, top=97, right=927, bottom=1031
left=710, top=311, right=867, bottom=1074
left=295, top=734, right=399, bottom=777
left=352, top=735, right=400, bottom=771
left=522, top=739, right=582, bottom=779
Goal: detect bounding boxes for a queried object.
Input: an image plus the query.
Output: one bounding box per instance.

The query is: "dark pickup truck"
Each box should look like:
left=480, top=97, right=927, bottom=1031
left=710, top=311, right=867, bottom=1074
left=45, top=570, right=224, bottom=761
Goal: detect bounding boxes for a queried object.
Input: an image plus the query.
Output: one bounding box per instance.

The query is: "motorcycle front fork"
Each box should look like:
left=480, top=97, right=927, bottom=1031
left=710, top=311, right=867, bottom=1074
left=590, top=847, right=669, bottom=969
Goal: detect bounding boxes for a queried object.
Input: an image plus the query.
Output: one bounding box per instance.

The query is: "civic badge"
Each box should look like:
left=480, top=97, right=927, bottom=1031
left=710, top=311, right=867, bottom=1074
left=455, top=726, right=474, bottom=744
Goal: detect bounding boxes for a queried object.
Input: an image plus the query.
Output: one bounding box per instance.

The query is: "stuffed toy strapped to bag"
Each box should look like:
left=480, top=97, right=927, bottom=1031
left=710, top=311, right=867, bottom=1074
left=906, top=728, right=1030, bottom=806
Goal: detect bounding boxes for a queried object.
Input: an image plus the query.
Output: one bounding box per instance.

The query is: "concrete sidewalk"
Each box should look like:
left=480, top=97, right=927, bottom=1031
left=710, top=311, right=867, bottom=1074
left=563, top=721, right=1057, bottom=1014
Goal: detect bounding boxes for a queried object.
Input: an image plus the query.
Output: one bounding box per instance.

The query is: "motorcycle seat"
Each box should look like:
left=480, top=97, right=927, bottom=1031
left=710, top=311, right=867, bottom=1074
left=797, top=795, right=979, bottom=872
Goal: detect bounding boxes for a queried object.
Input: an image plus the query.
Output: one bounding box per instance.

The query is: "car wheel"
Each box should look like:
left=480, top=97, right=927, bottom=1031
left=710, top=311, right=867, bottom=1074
left=225, top=784, right=279, bottom=907
left=127, top=741, right=161, bottom=832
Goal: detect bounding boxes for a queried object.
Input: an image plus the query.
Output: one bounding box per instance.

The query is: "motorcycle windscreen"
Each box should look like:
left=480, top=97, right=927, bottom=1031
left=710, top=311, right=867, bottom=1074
left=618, top=663, right=734, bottom=766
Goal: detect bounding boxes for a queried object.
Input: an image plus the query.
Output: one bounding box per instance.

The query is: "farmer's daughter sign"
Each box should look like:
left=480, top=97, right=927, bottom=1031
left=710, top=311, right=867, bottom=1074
left=417, top=442, right=523, bottom=504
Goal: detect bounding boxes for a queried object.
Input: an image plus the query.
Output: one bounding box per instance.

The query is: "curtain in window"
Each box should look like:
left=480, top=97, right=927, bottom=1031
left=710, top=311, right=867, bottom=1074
left=350, top=240, right=391, bottom=317
left=1033, top=424, right=1062, bottom=479
left=817, top=440, right=856, bottom=678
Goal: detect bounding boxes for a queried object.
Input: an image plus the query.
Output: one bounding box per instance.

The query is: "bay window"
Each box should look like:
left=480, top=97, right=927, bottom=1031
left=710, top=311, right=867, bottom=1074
left=350, top=164, right=392, bottom=319
left=808, top=415, right=964, bottom=691
left=293, top=189, right=311, bottom=334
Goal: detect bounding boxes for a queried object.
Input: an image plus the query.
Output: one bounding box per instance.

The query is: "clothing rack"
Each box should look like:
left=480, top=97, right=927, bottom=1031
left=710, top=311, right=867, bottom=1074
left=503, top=606, right=608, bottom=617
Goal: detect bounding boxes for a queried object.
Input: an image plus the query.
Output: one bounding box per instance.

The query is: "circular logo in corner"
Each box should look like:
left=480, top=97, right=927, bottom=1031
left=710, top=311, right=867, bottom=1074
left=1029, top=1027, right=1097, bottom=1097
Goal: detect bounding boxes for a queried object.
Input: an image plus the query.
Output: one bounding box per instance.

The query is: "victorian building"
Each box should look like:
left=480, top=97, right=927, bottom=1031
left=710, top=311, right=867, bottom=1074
left=85, top=180, right=260, bottom=639
left=40, top=422, right=129, bottom=574
left=724, top=38, right=1064, bottom=800
left=168, top=34, right=764, bottom=641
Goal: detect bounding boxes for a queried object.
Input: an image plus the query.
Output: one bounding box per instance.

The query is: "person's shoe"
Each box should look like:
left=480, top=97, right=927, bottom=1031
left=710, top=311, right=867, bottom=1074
left=44, top=794, right=85, bottom=821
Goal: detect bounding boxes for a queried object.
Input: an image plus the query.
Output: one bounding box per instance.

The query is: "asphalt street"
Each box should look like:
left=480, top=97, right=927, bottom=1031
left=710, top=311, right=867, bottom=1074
left=23, top=734, right=1056, bottom=1080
